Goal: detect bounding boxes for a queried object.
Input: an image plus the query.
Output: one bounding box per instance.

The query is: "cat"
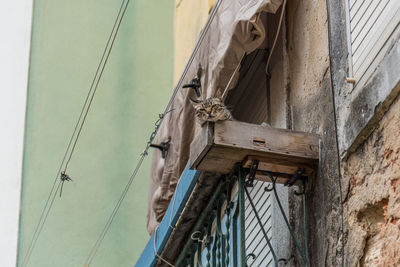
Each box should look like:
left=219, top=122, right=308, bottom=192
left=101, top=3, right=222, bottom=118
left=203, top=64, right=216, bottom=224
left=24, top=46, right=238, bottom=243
left=189, top=97, right=232, bottom=125
left=189, top=97, right=272, bottom=128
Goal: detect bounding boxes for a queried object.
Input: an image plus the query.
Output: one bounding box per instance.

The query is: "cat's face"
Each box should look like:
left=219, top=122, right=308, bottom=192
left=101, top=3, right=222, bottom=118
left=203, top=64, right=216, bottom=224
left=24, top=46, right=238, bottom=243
left=191, top=97, right=231, bottom=124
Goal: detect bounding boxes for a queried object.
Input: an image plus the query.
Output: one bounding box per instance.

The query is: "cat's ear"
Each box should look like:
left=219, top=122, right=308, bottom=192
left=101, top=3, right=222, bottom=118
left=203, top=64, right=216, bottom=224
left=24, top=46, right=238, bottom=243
left=188, top=96, right=200, bottom=104
left=215, top=88, right=223, bottom=99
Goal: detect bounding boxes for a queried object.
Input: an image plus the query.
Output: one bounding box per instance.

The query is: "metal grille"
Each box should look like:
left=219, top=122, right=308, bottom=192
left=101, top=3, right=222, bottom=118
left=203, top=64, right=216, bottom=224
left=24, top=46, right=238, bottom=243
left=245, top=180, right=273, bottom=267
left=176, top=167, right=309, bottom=266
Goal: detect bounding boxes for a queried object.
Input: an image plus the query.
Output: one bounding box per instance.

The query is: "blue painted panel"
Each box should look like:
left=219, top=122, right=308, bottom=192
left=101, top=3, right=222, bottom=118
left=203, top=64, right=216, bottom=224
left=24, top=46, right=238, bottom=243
left=135, top=165, right=201, bottom=266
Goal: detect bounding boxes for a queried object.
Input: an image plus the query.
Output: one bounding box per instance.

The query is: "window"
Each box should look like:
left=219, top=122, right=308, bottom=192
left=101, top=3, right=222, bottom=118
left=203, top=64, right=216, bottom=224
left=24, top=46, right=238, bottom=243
left=346, top=0, right=400, bottom=89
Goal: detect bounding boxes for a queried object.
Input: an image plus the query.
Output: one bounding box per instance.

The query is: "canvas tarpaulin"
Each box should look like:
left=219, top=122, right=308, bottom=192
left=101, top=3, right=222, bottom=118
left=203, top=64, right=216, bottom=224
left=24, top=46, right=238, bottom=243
left=147, top=0, right=282, bottom=234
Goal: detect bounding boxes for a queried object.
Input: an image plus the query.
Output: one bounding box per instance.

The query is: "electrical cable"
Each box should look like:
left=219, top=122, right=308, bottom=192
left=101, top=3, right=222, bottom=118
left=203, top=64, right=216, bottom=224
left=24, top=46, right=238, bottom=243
left=20, top=180, right=62, bottom=267
left=63, top=0, right=129, bottom=173
left=265, top=0, right=287, bottom=75
left=85, top=154, right=145, bottom=265
left=83, top=1, right=227, bottom=265
left=20, top=1, right=129, bottom=266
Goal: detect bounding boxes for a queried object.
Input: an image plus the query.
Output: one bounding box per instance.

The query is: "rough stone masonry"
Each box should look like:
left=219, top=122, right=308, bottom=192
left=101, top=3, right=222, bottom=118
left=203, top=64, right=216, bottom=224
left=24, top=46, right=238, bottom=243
left=343, top=94, right=400, bottom=266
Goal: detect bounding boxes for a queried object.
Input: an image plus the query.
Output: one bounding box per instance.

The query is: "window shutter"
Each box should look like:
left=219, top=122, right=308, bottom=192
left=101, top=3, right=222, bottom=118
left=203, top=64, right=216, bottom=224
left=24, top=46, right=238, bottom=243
left=348, top=0, right=400, bottom=87
left=245, top=180, right=273, bottom=266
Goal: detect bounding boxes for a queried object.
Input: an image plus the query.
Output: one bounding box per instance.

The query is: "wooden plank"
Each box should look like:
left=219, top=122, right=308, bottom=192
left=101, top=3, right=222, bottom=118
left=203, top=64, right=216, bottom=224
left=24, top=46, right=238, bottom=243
left=214, top=120, right=319, bottom=160
left=190, top=121, right=319, bottom=177
left=189, top=122, right=213, bottom=170
left=254, top=172, right=296, bottom=184
left=243, top=156, right=314, bottom=176
left=195, top=145, right=317, bottom=174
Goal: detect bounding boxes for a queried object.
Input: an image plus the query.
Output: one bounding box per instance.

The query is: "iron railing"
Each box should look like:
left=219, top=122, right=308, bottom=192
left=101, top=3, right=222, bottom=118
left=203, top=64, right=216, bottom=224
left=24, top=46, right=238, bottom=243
left=175, top=165, right=309, bottom=267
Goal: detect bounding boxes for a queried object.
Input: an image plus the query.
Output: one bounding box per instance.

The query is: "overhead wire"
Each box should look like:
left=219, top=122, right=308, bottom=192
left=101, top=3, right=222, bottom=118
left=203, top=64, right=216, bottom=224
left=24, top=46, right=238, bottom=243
left=63, top=0, right=129, bottom=173
left=20, top=0, right=129, bottom=266
left=83, top=0, right=226, bottom=265
left=85, top=153, right=145, bottom=265
left=20, top=180, right=62, bottom=267
left=84, top=0, right=295, bottom=265
left=265, top=0, right=287, bottom=75
left=84, top=109, right=174, bottom=265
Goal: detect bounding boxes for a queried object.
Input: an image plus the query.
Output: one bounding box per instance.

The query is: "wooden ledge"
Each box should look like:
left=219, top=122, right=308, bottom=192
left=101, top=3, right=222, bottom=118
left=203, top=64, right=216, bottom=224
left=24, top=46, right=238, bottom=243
left=190, top=121, right=320, bottom=183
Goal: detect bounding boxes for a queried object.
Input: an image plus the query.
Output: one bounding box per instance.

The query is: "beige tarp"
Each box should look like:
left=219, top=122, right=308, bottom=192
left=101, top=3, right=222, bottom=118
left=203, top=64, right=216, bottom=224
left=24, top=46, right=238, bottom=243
left=147, top=0, right=282, bottom=234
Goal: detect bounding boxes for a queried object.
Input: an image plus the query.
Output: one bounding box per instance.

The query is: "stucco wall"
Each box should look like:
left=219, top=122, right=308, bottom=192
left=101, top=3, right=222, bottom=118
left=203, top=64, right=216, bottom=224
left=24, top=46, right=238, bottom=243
left=173, top=0, right=215, bottom=83
left=17, top=1, right=174, bottom=266
left=284, top=0, right=343, bottom=265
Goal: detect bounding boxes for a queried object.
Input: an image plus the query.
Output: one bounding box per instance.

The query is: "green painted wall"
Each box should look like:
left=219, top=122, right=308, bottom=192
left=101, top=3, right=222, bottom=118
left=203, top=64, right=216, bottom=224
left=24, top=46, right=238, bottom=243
left=18, top=0, right=173, bottom=266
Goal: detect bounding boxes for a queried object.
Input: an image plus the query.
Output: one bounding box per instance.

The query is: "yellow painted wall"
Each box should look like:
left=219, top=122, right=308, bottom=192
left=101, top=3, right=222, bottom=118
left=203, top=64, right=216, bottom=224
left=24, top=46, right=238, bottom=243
left=174, top=0, right=215, bottom=83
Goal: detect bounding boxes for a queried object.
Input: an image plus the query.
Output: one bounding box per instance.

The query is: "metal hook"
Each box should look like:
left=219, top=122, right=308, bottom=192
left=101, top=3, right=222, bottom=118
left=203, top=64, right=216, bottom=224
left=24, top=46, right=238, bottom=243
left=294, top=179, right=306, bottom=196
left=261, top=171, right=277, bottom=192
left=245, top=160, right=259, bottom=187
left=183, top=77, right=201, bottom=98
left=264, top=184, right=274, bottom=192
left=285, top=168, right=305, bottom=187
left=246, top=253, right=256, bottom=266
left=278, top=258, right=289, bottom=265
left=150, top=137, right=171, bottom=158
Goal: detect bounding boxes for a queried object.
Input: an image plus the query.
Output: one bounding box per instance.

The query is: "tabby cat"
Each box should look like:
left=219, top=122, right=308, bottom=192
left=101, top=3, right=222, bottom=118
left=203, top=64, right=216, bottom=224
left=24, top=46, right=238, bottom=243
left=190, top=97, right=232, bottom=125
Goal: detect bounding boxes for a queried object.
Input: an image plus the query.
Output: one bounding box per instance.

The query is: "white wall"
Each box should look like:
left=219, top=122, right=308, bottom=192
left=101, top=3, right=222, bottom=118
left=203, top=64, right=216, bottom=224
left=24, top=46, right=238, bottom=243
left=0, top=1, right=33, bottom=266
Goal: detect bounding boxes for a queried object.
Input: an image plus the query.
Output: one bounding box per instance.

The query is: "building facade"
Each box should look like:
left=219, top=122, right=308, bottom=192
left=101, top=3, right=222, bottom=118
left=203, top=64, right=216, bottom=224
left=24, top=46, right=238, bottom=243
left=5, top=0, right=399, bottom=266
left=15, top=1, right=174, bottom=266
left=138, top=0, right=400, bottom=266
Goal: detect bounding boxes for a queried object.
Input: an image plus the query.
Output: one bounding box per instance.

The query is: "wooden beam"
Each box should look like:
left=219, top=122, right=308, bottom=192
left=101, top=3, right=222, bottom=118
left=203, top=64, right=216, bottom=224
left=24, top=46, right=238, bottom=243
left=190, top=120, right=319, bottom=181
left=243, top=155, right=314, bottom=176
left=189, top=122, right=213, bottom=169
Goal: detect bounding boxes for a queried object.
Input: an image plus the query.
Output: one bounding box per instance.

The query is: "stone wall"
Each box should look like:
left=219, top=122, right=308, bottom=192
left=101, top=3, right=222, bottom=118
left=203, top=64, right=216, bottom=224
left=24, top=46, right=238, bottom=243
left=171, top=0, right=400, bottom=266
left=342, top=94, right=400, bottom=266
left=326, top=0, right=400, bottom=266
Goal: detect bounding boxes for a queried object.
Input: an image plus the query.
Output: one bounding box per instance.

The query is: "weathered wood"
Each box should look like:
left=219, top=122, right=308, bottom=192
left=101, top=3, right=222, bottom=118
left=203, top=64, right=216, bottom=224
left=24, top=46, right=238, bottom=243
left=189, top=120, right=320, bottom=182
left=189, top=122, right=213, bottom=170
left=214, top=120, right=319, bottom=159
left=243, top=155, right=314, bottom=176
